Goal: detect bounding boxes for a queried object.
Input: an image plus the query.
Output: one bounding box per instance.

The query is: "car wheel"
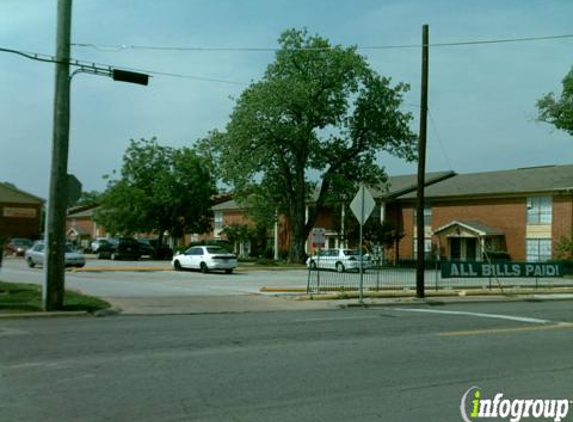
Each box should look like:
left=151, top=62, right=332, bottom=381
left=174, top=260, right=182, bottom=271
left=200, top=262, right=209, bottom=274
left=26, top=258, right=35, bottom=268
left=225, top=269, right=233, bottom=274
left=336, top=262, right=345, bottom=273
left=309, top=260, right=317, bottom=270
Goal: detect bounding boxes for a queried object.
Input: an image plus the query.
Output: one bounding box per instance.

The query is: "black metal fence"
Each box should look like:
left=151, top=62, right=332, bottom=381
left=306, top=259, right=573, bottom=294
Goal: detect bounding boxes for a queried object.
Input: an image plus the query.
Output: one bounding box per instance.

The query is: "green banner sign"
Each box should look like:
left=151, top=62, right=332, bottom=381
left=441, top=261, right=563, bottom=279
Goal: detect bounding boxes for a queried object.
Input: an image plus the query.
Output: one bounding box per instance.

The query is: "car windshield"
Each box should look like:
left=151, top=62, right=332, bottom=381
left=206, top=247, right=231, bottom=254
left=13, top=239, right=32, bottom=246
left=343, top=249, right=361, bottom=256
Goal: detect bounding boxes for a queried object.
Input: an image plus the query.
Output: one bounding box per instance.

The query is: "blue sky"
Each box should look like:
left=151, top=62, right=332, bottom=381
left=1, top=0, right=572, bottom=198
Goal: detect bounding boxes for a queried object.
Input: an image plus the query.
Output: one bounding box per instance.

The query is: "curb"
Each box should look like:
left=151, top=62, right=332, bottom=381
left=340, top=294, right=573, bottom=308
left=72, top=266, right=172, bottom=273
left=72, top=266, right=305, bottom=273
left=0, top=310, right=90, bottom=319
left=280, top=288, right=573, bottom=302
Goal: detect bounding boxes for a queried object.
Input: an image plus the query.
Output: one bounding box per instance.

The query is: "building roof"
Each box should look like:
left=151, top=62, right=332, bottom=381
left=212, top=199, right=239, bottom=211
left=399, top=164, right=573, bottom=200
left=434, top=220, right=504, bottom=236
left=67, top=204, right=98, bottom=218
left=372, top=171, right=456, bottom=200
left=0, top=182, right=44, bottom=205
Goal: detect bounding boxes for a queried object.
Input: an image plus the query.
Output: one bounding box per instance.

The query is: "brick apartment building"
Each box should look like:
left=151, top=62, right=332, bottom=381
left=389, top=164, right=573, bottom=262
left=0, top=182, right=43, bottom=240
left=206, top=164, right=573, bottom=263
left=66, top=205, right=107, bottom=248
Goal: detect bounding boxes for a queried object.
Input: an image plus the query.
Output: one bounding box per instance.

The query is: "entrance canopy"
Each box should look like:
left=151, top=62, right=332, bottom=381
left=433, top=220, right=503, bottom=238
left=434, top=220, right=504, bottom=261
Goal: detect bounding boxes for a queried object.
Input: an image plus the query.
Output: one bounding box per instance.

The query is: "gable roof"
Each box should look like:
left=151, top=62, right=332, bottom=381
left=399, top=164, right=573, bottom=200
left=434, top=220, right=504, bottom=236
left=0, top=182, right=44, bottom=205
left=372, top=171, right=456, bottom=200
left=67, top=205, right=98, bottom=218
left=212, top=199, right=239, bottom=211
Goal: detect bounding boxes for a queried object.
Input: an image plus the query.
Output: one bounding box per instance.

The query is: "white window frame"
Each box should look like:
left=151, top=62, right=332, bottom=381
left=526, top=197, right=552, bottom=225
left=214, top=211, right=224, bottom=236
left=526, top=239, right=552, bottom=262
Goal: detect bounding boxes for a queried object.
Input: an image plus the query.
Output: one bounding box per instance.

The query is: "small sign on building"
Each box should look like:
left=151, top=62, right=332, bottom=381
left=311, top=228, right=326, bottom=248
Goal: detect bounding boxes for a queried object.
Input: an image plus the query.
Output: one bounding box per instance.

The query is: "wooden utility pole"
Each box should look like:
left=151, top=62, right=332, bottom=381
left=44, top=0, right=72, bottom=310
left=416, top=24, right=429, bottom=299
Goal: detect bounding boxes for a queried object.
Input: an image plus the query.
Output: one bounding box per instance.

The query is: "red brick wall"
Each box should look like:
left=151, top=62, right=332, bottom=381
left=314, top=207, right=337, bottom=231
left=222, top=210, right=249, bottom=227
left=397, top=197, right=527, bottom=260
left=67, top=217, right=94, bottom=237
left=399, top=206, right=414, bottom=259
left=553, top=194, right=573, bottom=254
left=434, top=198, right=526, bottom=260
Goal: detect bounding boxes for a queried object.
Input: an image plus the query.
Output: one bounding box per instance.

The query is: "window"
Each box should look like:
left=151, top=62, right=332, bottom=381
left=413, top=238, right=432, bottom=258
left=526, top=197, right=552, bottom=225
left=214, top=211, right=223, bottom=233
left=526, top=239, right=552, bottom=262
left=413, top=204, right=432, bottom=226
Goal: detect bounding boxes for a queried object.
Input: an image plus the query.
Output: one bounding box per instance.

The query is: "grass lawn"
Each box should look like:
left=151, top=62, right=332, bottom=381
left=0, top=281, right=111, bottom=313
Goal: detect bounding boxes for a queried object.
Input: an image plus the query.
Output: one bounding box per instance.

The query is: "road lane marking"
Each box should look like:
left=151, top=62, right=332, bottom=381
left=392, top=308, right=554, bottom=324
left=440, top=322, right=573, bottom=337
left=0, top=328, right=29, bottom=336
left=294, top=316, right=383, bottom=323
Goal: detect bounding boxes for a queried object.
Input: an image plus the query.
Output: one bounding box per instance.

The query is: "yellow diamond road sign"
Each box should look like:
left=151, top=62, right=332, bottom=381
left=350, top=185, right=375, bottom=226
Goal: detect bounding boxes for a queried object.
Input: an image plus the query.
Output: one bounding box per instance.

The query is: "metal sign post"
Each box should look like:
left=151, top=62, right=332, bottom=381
left=350, top=185, right=375, bottom=303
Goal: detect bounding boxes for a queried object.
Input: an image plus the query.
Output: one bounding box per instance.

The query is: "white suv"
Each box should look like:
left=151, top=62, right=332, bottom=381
left=306, top=248, right=370, bottom=273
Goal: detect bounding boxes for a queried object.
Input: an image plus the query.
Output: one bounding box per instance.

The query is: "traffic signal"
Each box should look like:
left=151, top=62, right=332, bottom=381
left=112, top=69, right=149, bottom=86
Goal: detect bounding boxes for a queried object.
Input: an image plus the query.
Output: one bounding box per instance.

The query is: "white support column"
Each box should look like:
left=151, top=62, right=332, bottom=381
left=274, top=208, right=279, bottom=261
left=340, top=204, right=345, bottom=248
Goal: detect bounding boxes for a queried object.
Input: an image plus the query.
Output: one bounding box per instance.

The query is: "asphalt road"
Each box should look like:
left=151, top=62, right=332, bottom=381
left=1, top=301, right=572, bottom=422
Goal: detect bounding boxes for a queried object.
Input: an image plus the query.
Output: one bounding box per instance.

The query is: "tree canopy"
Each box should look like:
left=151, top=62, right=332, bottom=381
left=201, top=29, right=417, bottom=262
left=95, top=138, right=216, bottom=244
left=76, top=190, right=101, bottom=207
left=537, top=67, right=573, bottom=136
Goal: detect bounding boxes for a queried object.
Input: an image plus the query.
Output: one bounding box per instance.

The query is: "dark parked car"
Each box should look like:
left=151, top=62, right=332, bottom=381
left=4, top=238, right=33, bottom=256
left=90, top=238, right=111, bottom=253
left=135, top=238, right=173, bottom=260
left=137, top=239, right=156, bottom=258
left=97, top=237, right=141, bottom=260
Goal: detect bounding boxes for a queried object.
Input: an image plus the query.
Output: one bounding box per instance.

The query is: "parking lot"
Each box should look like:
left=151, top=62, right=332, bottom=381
left=0, top=256, right=309, bottom=298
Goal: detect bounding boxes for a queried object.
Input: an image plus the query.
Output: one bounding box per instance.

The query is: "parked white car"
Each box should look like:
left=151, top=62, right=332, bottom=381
left=172, top=245, right=237, bottom=274
left=306, top=248, right=370, bottom=273
left=25, top=242, right=86, bottom=268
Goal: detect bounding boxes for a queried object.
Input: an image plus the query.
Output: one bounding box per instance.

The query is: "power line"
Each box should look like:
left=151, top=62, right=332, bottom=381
left=428, top=109, right=454, bottom=171
left=0, top=47, right=249, bottom=85
left=71, top=32, right=573, bottom=53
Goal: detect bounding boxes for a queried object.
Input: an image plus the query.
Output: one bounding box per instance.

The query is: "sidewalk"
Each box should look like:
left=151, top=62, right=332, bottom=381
left=104, top=294, right=341, bottom=315
left=2, top=287, right=573, bottom=318
left=103, top=289, right=573, bottom=316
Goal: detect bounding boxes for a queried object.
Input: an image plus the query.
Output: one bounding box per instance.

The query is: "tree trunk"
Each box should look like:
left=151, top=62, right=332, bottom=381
left=289, top=213, right=307, bottom=263
left=288, top=163, right=309, bottom=263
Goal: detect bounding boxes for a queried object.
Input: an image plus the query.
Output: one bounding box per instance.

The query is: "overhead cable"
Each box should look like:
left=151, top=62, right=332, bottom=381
left=71, top=33, right=573, bottom=53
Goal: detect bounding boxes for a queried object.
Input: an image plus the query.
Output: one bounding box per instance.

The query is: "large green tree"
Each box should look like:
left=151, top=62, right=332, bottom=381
left=95, top=138, right=216, bottom=245
left=203, top=29, right=416, bottom=262
left=537, top=67, right=573, bottom=136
